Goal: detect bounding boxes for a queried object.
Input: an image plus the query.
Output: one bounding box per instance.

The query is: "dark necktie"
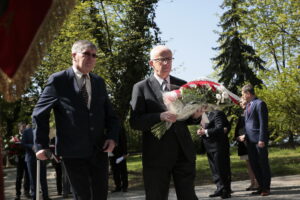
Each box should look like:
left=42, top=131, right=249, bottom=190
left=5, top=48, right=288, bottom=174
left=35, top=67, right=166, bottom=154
left=80, top=75, right=89, bottom=106
left=161, top=79, right=169, bottom=91
left=247, top=102, right=251, bottom=115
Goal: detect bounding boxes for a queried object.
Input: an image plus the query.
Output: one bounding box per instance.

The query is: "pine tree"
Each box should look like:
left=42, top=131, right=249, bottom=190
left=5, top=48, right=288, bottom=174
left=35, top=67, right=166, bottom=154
left=212, top=0, right=265, bottom=94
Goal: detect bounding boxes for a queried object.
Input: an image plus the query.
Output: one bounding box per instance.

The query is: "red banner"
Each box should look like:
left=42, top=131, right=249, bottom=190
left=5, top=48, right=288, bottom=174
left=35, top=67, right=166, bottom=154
left=0, top=0, right=52, bottom=78
left=0, top=0, right=76, bottom=102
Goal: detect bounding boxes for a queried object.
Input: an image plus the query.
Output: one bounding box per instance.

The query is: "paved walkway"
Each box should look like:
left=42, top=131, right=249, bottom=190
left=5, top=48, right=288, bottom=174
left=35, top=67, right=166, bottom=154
left=4, top=166, right=300, bottom=200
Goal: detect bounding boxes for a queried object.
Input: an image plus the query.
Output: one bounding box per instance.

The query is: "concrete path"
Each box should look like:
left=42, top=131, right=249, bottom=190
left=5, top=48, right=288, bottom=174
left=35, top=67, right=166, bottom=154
left=4, top=167, right=300, bottom=200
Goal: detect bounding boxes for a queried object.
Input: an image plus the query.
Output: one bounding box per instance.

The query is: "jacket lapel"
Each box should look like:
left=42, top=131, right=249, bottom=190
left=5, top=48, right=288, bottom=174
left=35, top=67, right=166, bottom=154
left=66, top=67, right=88, bottom=109
left=66, top=67, right=80, bottom=94
left=169, top=76, right=181, bottom=90
left=245, top=98, right=257, bottom=121
left=89, top=74, right=97, bottom=110
left=148, top=75, right=166, bottom=109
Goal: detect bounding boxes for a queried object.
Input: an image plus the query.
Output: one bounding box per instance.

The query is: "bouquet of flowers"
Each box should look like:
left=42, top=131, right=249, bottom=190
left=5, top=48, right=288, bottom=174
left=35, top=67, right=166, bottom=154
left=151, top=78, right=240, bottom=139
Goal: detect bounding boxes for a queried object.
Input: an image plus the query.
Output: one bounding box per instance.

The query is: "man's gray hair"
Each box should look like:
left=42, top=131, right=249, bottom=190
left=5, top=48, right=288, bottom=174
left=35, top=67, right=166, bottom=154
left=150, top=45, right=172, bottom=60
left=71, top=40, right=97, bottom=53
left=242, top=84, right=255, bottom=95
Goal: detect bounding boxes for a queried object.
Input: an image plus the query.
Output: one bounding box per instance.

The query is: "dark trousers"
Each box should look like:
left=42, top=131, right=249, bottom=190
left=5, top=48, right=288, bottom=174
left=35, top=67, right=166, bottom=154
left=206, top=150, right=231, bottom=192
left=53, top=161, right=62, bottom=194
left=143, top=150, right=198, bottom=200
left=15, top=156, right=30, bottom=196
left=247, top=142, right=271, bottom=190
left=52, top=161, right=71, bottom=195
left=109, top=157, right=128, bottom=190
left=26, top=159, right=49, bottom=199
left=62, top=151, right=109, bottom=200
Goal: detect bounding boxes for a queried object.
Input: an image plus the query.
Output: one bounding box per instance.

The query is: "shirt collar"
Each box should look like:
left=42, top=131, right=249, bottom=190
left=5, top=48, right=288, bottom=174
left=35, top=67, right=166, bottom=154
left=153, top=73, right=170, bottom=85
left=72, top=66, right=90, bottom=80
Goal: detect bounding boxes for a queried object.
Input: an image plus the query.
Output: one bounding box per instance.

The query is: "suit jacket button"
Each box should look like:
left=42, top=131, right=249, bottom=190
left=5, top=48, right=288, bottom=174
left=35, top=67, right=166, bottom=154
left=89, top=113, right=93, bottom=116
left=90, top=127, right=94, bottom=131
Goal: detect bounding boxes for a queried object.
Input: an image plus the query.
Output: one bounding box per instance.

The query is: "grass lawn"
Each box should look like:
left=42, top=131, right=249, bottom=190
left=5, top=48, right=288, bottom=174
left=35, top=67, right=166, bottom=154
left=112, top=146, right=300, bottom=190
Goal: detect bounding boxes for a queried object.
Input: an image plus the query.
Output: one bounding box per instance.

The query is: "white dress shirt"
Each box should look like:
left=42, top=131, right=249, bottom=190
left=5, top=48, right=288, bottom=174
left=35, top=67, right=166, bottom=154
left=72, top=66, right=92, bottom=109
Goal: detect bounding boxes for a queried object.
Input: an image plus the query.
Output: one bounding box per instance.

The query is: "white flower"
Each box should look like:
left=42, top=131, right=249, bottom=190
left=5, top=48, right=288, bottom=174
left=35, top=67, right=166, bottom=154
left=222, top=92, right=229, bottom=99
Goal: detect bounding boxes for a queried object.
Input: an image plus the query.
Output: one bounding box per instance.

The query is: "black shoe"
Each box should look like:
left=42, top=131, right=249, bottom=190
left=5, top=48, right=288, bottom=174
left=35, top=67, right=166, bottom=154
left=209, top=190, right=222, bottom=197
left=111, top=188, right=122, bottom=193
left=43, top=197, right=52, bottom=200
left=24, top=192, right=32, bottom=198
left=251, top=189, right=262, bottom=195
left=221, top=191, right=231, bottom=199
left=122, top=188, right=128, bottom=192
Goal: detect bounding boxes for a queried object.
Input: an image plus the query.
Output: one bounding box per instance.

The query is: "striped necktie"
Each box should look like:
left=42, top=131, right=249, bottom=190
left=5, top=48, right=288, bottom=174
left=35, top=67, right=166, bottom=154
left=161, top=79, right=169, bottom=91
left=80, top=75, right=89, bottom=106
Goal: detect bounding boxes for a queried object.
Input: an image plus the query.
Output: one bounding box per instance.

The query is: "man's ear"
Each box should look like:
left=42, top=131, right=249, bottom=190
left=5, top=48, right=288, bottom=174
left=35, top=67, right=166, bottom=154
left=71, top=53, right=76, bottom=61
left=149, top=60, right=153, bottom=67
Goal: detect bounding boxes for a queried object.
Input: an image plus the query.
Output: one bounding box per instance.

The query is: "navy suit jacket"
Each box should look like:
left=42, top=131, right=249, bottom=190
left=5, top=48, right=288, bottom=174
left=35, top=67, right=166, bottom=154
left=245, top=98, right=269, bottom=143
left=32, top=67, right=120, bottom=158
left=21, top=128, right=36, bottom=162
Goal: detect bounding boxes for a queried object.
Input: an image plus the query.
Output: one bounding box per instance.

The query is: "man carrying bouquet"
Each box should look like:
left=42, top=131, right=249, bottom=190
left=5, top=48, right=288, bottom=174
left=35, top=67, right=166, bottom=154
left=130, top=45, right=202, bottom=200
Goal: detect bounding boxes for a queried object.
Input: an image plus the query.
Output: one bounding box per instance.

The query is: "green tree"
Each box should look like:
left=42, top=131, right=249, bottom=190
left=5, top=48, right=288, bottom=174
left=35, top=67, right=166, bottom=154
left=256, top=67, right=300, bottom=146
left=242, top=0, right=300, bottom=72
left=31, top=0, right=160, bottom=122
left=213, top=0, right=265, bottom=95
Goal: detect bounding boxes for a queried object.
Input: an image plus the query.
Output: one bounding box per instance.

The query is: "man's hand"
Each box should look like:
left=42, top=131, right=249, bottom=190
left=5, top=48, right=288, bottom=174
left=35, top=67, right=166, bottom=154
left=36, top=150, right=48, bottom=160
left=102, top=139, right=116, bottom=152
left=160, top=111, right=177, bottom=122
left=238, top=135, right=246, bottom=142
left=258, top=141, right=265, bottom=148
left=197, top=128, right=206, bottom=136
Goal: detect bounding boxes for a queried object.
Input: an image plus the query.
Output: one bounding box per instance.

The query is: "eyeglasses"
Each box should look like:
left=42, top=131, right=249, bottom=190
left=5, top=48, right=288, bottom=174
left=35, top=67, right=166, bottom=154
left=81, top=52, right=97, bottom=58
left=152, top=57, right=174, bottom=63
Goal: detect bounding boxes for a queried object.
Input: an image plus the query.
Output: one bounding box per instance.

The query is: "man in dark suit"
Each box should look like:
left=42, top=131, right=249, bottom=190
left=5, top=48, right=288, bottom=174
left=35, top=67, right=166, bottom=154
left=21, top=126, right=50, bottom=200
left=13, top=122, right=31, bottom=200
left=197, top=109, right=231, bottom=199
left=130, top=45, right=202, bottom=200
left=242, top=84, right=271, bottom=196
left=109, top=126, right=128, bottom=193
left=32, top=40, right=120, bottom=200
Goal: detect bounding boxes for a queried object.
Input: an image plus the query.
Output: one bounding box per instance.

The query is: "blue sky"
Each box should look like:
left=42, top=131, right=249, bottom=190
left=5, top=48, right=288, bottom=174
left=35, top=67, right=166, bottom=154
left=155, top=0, right=223, bottom=81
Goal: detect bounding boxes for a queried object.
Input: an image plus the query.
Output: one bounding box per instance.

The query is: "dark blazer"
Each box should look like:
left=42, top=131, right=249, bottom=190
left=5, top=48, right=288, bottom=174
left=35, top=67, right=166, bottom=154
left=32, top=67, right=120, bottom=158
left=21, top=128, right=36, bottom=162
left=245, top=98, right=269, bottom=143
left=112, top=126, right=127, bottom=158
left=234, top=115, right=248, bottom=156
left=130, top=75, right=198, bottom=167
left=201, top=110, right=230, bottom=153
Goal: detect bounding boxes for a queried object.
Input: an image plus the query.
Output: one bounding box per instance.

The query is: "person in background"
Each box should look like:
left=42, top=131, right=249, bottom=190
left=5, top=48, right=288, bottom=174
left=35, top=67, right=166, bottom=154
left=32, top=40, right=120, bottom=200
left=50, top=137, right=71, bottom=198
left=109, top=126, right=129, bottom=193
left=234, top=98, right=259, bottom=191
left=197, top=109, right=232, bottom=199
left=130, top=45, right=202, bottom=200
left=21, top=125, right=51, bottom=200
left=13, top=122, right=31, bottom=200
left=242, top=84, right=271, bottom=196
